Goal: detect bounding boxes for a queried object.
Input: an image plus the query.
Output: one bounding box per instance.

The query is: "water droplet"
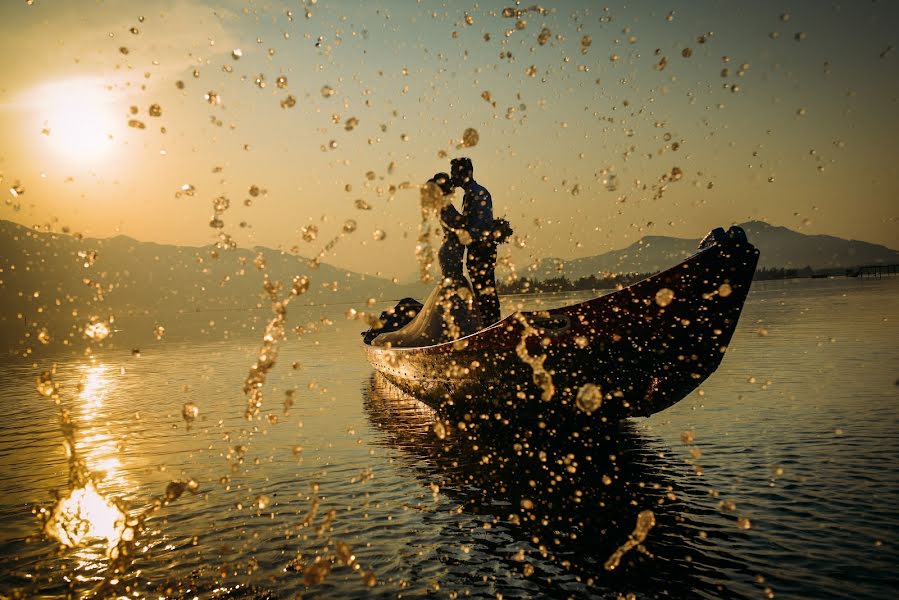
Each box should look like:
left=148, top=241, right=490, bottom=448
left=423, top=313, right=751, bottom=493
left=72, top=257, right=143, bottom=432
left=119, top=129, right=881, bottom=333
left=231, top=48, right=243, bottom=60
left=718, top=283, right=732, bottom=297
left=36, top=370, right=58, bottom=397
left=575, top=383, right=603, bottom=414
left=681, top=47, right=693, bottom=58
left=212, top=196, right=230, bottom=212
left=655, top=288, right=675, bottom=307
left=84, top=318, right=110, bottom=341
left=461, top=127, right=479, bottom=147
left=77, top=249, right=98, bottom=267
left=182, top=402, right=199, bottom=426
left=301, top=225, right=318, bottom=242
left=354, top=199, right=371, bottom=210
left=204, top=91, right=220, bottom=106
left=737, top=516, right=752, bottom=529
left=680, top=430, right=696, bottom=444
left=525, top=65, right=537, bottom=77
left=342, top=220, right=357, bottom=234
left=537, top=28, right=551, bottom=45
left=433, top=421, right=447, bottom=439
left=119, top=46, right=130, bottom=55
left=128, top=119, right=146, bottom=129
left=154, top=325, right=165, bottom=340
left=372, top=229, right=386, bottom=241
left=280, top=94, right=297, bottom=109
left=148, top=103, right=162, bottom=117
left=320, top=85, right=335, bottom=98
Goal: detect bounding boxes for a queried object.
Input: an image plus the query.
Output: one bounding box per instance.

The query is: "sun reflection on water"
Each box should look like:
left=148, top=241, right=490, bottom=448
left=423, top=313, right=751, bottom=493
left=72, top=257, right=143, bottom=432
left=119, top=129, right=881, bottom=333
left=39, top=363, right=133, bottom=562
left=73, top=364, right=128, bottom=488
left=76, top=364, right=112, bottom=418
left=42, top=481, right=127, bottom=553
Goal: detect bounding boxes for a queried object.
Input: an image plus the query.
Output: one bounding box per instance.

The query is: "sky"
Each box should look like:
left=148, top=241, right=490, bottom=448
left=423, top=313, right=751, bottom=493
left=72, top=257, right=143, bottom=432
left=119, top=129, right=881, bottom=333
left=0, top=0, right=896, bottom=279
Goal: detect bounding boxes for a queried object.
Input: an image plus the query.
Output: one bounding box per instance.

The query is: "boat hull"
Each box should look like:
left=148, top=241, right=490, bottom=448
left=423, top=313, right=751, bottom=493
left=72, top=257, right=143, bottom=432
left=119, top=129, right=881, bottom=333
left=364, top=230, right=759, bottom=420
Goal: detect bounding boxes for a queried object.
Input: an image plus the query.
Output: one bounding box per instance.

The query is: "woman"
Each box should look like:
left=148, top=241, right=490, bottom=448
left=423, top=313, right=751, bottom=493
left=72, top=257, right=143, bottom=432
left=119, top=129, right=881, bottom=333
left=430, top=172, right=466, bottom=282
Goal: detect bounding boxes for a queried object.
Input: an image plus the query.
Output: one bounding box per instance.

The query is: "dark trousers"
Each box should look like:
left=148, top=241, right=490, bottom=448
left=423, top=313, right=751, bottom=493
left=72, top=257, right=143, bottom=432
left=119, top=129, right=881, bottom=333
left=466, top=241, right=500, bottom=324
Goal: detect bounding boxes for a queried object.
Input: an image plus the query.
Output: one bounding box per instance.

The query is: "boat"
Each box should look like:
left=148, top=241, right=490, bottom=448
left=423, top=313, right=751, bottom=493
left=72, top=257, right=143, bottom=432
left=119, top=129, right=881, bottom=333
left=363, top=226, right=759, bottom=421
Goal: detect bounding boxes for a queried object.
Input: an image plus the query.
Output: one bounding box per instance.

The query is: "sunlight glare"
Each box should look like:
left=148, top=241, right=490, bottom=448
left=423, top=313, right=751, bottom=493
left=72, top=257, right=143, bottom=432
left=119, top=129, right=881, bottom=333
left=43, top=481, right=126, bottom=552
left=28, top=78, right=120, bottom=162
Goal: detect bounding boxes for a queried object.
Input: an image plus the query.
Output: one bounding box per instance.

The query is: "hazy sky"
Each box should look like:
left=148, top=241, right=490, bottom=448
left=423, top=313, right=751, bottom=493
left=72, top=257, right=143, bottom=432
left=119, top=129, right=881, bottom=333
left=1, top=0, right=896, bottom=278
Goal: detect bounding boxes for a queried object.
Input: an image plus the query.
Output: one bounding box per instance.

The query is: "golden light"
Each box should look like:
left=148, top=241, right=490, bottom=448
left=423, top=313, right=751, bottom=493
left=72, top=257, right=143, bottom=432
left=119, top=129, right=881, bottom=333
left=43, top=481, right=127, bottom=552
left=77, top=364, right=111, bottom=415
left=26, top=77, right=120, bottom=162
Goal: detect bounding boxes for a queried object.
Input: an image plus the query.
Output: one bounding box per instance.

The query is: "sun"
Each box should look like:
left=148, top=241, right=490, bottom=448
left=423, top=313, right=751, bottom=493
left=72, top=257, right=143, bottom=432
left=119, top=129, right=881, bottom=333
left=29, top=77, right=120, bottom=162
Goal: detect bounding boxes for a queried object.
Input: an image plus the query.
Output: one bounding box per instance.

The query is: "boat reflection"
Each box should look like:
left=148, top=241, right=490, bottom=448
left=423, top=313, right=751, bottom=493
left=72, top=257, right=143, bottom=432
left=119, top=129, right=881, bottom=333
left=363, top=372, right=754, bottom=598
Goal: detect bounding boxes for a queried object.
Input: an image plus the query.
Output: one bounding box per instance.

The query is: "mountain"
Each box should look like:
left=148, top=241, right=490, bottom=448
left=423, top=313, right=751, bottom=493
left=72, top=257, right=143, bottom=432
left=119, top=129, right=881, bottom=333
left=3, top=218, right=896, bottom=352
left=530, top=221, right=899, bottom=280
left=0, top=219, right=430, bottom=349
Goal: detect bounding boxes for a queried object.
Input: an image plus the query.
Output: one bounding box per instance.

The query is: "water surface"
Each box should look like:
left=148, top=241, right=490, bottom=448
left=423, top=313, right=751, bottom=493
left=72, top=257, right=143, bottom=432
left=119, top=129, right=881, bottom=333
left=1, top=277, right=897, bottom=598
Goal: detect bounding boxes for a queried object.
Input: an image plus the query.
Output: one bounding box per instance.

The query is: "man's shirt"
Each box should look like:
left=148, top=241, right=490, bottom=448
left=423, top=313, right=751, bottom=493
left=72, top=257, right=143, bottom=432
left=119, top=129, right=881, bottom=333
left=460, top=180, right=494, bottom=242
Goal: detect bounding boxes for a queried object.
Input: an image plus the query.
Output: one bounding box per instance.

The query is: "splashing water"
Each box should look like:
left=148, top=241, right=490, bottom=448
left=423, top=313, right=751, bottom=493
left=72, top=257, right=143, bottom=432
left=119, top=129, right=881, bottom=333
left=415, top=180, right=448, bottom=283
left=513, top=313, right=555, bottom=401
left=243, top=274, right=310, bottom=419
left=604, top=510, right=656, bottom=571
left=42, top=481, right=127, bottom=552
left=84, top=318, right=111, bottom=341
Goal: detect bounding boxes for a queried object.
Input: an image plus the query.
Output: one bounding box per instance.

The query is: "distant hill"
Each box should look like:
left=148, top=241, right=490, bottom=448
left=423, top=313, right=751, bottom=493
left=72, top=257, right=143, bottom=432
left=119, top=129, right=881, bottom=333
left=4, top=218, right=897, bottom=353
left=530, top=221, right=899, bottom=279
left=0, top=219, right=430, bottom=350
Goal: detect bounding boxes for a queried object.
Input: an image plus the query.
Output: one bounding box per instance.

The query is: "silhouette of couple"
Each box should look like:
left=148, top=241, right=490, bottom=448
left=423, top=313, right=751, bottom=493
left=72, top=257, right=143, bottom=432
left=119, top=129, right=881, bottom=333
left=429, top=157, right=510, bottom=325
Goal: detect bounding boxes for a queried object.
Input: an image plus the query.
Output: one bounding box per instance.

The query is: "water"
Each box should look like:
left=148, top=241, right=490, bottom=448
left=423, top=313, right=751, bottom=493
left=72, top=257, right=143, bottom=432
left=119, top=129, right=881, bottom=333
left=1, top=277, right=897, bottom=598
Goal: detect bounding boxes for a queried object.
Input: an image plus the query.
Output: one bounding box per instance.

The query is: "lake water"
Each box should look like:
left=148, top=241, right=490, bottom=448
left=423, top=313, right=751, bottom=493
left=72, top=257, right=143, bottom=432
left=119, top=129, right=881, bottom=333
left=1, top=276, right=897, bottom=599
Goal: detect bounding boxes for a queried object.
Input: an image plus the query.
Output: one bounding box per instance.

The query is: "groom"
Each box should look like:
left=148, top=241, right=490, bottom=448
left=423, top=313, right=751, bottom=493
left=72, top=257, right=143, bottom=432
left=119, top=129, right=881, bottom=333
left=448, top=157, right=501, bottom=325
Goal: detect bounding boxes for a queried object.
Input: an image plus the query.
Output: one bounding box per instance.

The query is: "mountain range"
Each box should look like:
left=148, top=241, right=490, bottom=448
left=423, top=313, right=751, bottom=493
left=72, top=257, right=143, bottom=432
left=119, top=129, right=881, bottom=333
left=2, top=218, right=896, bottom=349
left=530, top=221, right=899, bottom=280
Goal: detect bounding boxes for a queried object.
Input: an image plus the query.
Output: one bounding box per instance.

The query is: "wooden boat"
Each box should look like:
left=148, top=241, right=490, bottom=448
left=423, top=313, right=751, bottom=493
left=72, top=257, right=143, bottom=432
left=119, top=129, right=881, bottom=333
left=363, top=226, right=759, bottom=421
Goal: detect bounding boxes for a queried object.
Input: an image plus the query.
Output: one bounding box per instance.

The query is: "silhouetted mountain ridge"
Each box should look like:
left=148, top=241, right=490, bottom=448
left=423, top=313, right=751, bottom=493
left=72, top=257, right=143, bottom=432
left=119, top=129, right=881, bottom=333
left=0, top=219, right=433, bottom=347
left=531, top=221, right=899, bottom=279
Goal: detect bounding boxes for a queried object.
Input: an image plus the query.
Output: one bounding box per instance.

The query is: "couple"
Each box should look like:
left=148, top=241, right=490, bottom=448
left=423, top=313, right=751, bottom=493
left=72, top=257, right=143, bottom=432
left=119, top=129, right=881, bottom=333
left=366, top=158, right=509, bottom=348
left=429, top=157, right=506, bottom=326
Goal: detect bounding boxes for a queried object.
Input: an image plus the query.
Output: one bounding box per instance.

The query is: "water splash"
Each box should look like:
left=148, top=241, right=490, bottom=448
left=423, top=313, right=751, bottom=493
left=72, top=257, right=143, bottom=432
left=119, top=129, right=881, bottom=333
left=604, top=510, right=656, bottom=570
left=513, top=313, right=555, bottom=401
left=243, top=274, right=310, bottom=419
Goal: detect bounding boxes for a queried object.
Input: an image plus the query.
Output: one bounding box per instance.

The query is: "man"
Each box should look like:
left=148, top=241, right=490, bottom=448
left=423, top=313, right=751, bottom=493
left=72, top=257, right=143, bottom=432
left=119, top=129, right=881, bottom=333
left=449, top=157, right=501, bottom=324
